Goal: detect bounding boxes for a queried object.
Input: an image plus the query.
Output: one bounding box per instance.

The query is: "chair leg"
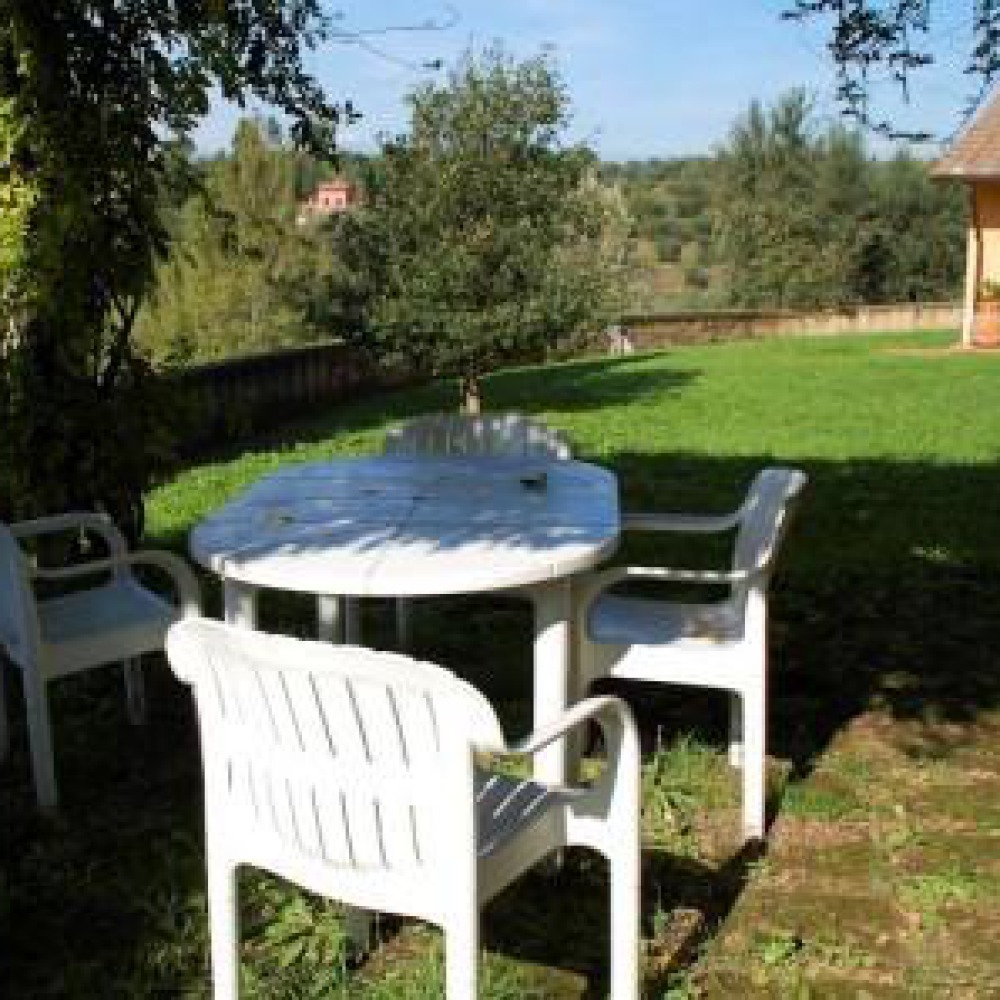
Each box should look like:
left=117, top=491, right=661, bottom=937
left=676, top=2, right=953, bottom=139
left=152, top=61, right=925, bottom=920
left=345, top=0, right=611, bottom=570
left=728, top=691, right=744, bottom=768
left=609, top=834, right=641, bottom=999
left=0, top=661, right=9, bottom=762
left=23, top=670, right=58, bottom=812
left=742, top=683, right=766, bottom=840
left=444, top=913, right=478, bottom=1000
left=395, top=597, right=412, bottom=651
left=207, top=855, right=240, bottom=1000
left=124, top=658, right=146, bottom=725
left=344, top=907, right=373, bottom=954
left=344, top=598, right=362, bottom=646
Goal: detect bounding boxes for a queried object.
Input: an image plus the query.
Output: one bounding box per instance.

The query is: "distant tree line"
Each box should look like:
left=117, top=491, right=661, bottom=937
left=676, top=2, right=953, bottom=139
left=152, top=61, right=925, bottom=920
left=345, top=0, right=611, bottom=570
left=138, top=119, right=359, bottom=363
left=601, top=90, right=965, bottom=311
left=713, top=90, right=965, bottom=309
left=141, top=87, right=966, bottom=371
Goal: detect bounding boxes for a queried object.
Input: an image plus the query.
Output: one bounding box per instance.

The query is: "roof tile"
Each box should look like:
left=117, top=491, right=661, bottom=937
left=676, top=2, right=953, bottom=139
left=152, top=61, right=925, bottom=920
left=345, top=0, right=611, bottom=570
left=933, top=88, right=1000, bottom=179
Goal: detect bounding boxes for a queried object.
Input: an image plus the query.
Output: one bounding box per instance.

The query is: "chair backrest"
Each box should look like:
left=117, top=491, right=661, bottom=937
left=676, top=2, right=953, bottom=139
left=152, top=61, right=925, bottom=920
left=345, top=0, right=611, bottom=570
left=0, top=522, right=38, bottom=669
left=731, top=467, right=808, bottom=596
left=166, top=619, right=506, bottom=879
left=384, top=413, right=572, bottom=460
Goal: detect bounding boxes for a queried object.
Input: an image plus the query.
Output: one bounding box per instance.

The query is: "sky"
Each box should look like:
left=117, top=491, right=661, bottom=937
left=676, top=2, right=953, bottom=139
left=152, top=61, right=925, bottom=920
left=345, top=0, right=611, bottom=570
left=193, top=1, right=983, bottom=161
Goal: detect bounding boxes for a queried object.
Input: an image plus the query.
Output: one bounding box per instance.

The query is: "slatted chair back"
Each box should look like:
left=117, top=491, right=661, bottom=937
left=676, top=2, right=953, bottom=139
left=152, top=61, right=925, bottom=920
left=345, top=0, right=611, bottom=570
left=384, top=413, right=571, bottom=460
left=0, top=523, right=38, bottom=669
left=730, top=468, right=808, bottom=607
left=167, top=619, right=506, bottom=911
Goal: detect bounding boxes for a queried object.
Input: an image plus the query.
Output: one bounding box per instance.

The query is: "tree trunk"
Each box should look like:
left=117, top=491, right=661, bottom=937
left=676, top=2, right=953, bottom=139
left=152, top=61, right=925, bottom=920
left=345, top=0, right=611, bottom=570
left=461, top=371, right=482, bottom=414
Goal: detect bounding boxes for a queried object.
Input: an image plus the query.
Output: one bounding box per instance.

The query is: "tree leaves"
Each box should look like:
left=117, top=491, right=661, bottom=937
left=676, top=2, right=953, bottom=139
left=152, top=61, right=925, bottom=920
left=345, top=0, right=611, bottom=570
left=783, top=1, right=994, bottom=139
left=335, top=47, right=630, bottom=411
left=0, top=0, right=344, bottom=527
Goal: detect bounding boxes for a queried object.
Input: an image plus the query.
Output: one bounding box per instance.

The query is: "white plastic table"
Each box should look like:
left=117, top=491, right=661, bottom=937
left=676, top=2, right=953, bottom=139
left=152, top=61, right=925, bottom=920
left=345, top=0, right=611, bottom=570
left=190, top=455, right=620, bottom=785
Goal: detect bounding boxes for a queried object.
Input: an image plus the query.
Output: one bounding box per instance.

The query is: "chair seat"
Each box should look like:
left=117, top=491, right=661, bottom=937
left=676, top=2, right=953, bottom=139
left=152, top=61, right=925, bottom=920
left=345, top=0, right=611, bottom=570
left=588, top=594, right=744, bottom=648
left=476, top=770, right=563, bottom=857
left=39, top=578, right=178, bottom=676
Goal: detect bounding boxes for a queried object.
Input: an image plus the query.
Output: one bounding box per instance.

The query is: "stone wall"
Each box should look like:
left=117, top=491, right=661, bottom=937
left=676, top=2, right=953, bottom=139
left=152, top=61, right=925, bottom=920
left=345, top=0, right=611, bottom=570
left=619, top=302, right=961, bottom=349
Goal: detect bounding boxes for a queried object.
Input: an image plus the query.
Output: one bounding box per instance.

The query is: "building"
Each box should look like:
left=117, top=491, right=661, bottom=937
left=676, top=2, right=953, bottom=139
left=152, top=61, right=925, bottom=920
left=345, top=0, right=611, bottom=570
left=297, top=178, right=359, bottom=224
left=932, top=89, right=1000, bottom=346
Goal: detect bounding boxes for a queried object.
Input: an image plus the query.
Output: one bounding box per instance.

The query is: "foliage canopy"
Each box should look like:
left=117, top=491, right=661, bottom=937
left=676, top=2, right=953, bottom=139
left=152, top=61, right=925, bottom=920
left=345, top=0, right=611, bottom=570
left=712, top=90, right=964, bottom=309
left=784, top=1, right=1000, bottom=138
left=337, top=48, right=630, bottom=411
left=0, top=0, right=347, bottom=536
left=138, top=119, right=343, bottom=364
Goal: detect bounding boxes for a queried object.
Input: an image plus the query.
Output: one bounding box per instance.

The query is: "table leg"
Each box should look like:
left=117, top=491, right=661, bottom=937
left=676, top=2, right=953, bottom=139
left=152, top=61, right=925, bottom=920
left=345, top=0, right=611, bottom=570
left=318, top=596, right=362, bottom=644
left=344, top=598, right=361, bottom=646
left=223, top=580, right=257, bottom=628
left=316, top=595, right=343, bottom=643
left=532, top=579, right=572, bottom=787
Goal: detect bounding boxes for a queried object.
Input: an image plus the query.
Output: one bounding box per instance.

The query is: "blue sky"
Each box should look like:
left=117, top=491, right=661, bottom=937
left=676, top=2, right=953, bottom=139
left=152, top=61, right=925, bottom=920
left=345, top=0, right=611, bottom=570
left=194, top=1, right=981, bottom=160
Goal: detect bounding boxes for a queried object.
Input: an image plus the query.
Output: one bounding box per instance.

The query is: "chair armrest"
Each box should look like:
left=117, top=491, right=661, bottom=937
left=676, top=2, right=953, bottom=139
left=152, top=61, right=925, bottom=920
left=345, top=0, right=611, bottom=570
left=510, top=697, right=640, bottom=813
left=510, top=695, right=635, bottom=756
left=32, top=551, right=202, bottom=617
left=575, top=564, right=756, bottom=617
left=622, top=509, right=742, bottom=534
left=12, top=512, right=127, bottom=557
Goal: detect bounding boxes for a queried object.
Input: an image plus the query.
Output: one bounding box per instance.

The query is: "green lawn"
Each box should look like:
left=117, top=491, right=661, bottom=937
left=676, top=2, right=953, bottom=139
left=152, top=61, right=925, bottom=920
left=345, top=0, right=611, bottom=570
left=3, top=329, right=1000, bottom=997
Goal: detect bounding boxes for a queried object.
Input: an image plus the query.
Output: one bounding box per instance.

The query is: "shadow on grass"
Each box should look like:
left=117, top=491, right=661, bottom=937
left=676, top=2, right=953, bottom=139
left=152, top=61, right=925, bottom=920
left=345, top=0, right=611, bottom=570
left=0, top=663, right=208, bottom=998
left=180, top=353, right=699, bottom=470
left=598, top=449, right=1000, bottom=781
left=480, top=840, right=766, bottom=999
left=6, top=354, right=1000, bottom=994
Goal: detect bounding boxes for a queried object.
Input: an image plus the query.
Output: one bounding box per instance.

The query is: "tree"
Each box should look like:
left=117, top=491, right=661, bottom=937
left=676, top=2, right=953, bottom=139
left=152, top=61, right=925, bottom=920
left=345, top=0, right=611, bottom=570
left=338, top=48, right=629, bottom=412
left=713, top=90, right=837, bottom=308
left=138, top=119, right=340, bottom=363
left=870, top=151, right=966, bottom=301
left=784, top=1, right=1000, bottom=138
left=711, top=89, right=964, bottom=309
left=0, top=1, right=348, bottom=537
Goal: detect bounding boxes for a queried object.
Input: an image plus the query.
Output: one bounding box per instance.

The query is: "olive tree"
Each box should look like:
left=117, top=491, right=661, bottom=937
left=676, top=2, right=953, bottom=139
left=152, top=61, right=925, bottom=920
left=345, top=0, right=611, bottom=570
left=339, top=48, right=628, bottom=413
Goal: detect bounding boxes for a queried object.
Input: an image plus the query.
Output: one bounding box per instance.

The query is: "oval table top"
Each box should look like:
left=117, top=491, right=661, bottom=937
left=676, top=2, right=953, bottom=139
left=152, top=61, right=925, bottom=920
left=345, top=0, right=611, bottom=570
left=189, top=455, right=621, bottom=598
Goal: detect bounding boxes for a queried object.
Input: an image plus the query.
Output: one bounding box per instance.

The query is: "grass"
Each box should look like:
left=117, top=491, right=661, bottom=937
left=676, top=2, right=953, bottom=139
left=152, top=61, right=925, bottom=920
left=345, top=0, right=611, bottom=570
left=3, top=328, right=1000, bottom=996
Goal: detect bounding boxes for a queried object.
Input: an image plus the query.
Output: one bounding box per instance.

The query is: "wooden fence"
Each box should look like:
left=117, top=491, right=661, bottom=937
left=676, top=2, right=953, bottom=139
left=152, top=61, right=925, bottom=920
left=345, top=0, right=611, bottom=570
left=170, top=342, right=416, bottom=451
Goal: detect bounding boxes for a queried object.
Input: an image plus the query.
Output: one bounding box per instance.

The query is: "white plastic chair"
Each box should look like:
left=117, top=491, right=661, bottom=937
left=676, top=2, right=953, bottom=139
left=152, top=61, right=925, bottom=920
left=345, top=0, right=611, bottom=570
left=384, top=413, right=572, bottom=648
left=383, top=413, right=572, bottom=461
left=0, top=513, right=201, bottom=811
left=575, top=468, right=807, bottom=841
left=166, top=618, right=640, bottom=1000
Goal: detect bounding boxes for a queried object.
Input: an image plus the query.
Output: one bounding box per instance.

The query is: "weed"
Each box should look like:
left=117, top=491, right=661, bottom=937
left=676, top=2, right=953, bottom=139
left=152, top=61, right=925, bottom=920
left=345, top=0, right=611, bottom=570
left=642, top=734, right=732, bottom=852
left=899, top=865, right=980, bottom=928
left=781, top=782, right=861, bottom=821
left=754, top=929, right=805, bottom=968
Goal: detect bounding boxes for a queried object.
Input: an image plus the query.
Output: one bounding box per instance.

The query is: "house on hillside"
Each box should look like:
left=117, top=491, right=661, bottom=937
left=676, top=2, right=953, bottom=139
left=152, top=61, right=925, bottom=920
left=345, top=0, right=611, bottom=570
left=297, top=178, right=359, bottom=224
left=933, top=89, right=1000, bottom=346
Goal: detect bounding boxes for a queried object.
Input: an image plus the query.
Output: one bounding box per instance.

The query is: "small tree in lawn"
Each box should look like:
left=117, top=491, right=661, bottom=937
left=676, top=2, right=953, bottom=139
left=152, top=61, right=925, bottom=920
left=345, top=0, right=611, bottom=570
left=345, top=48, right=623, bottom=413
